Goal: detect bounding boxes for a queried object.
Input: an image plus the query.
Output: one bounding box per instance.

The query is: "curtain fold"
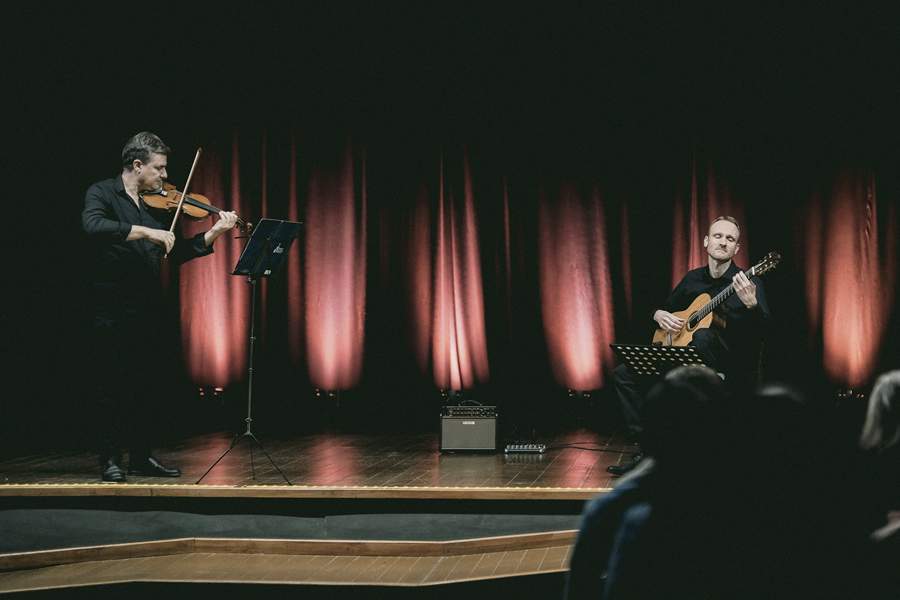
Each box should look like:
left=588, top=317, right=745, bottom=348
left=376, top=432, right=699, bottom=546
left=179, top=134, right=251, bottom=387
left=302, top=141, right=367, bottom=391
left=538, top=182, right=616, bottom=391
left=286, top=134, right=304, bottom=366
left=671, top=152, right=750, bottom=286
left=805, top=169, right=897, bottom=387
left=410, top=150, right=490, bottom=390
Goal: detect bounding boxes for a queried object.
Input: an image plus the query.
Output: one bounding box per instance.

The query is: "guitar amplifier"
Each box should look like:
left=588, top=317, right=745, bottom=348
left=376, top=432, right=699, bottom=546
left=440, top=405, right=497, bottom=451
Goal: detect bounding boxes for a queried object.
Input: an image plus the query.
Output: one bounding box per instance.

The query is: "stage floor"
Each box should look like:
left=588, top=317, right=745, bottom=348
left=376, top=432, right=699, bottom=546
left=0, top=428, right=627, bottom=498
left=0, top=429, right=625, bottom=593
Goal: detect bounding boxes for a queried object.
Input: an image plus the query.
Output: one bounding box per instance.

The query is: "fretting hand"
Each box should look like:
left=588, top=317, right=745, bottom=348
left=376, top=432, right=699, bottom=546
left=203, top=211, right=240, bottom=247
left=211, top=211, right=239, bottom=233
left=733, top=272, right=758, bottom=308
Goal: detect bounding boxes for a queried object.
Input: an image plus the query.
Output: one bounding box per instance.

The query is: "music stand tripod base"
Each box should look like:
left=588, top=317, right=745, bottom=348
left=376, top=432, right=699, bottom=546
left=196, top=425, right=291, bottom=485
left=610, top=343, right=706, bottom=377
left=196, top=219, right=303, bottom=485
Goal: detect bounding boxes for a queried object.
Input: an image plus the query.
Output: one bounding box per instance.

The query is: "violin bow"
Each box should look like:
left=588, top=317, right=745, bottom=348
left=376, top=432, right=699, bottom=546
left=164, top=147, right=203, bottom=257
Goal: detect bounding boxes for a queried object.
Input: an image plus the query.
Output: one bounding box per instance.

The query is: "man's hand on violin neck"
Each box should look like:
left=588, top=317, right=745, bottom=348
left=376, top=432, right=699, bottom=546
left=211, top=211, right=239, bottom=233
left=203, top=211, right=240, bottom=247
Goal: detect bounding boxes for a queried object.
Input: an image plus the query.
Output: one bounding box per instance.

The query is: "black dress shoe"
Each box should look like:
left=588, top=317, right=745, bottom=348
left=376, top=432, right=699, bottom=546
left=128, top=456, right=181, bottom=477
left=101, top=459, right=127, bottom=483
left=607, top=452, right=644, bottom=476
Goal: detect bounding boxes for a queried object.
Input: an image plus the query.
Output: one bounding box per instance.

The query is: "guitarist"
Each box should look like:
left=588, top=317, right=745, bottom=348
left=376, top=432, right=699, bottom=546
left=608, top=216, right=771, bottom=475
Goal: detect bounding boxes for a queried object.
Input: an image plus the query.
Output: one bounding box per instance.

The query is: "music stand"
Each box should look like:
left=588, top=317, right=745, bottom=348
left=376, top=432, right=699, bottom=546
left=610, top=344, right=706, bottom=377
left=196, top=218, right=303, bottom=485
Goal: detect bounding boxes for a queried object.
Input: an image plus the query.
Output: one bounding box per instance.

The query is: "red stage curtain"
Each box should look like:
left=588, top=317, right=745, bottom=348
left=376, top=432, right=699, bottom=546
left=805, top=169, right=897, bottom=387
left=179, top=136, right=251, bottom=388
left=285, top=134, right=304, bottom=367
left=170, top=132, right=898, bottom=395
left=301, top=142, right=367, bottom=391
left=538, top=182, right=616, bottom=391
left=409, top=151, right=490, bottom=390
left=671, top=153, right=750, bottom=287
left=177, top=134, right=368, bottom=393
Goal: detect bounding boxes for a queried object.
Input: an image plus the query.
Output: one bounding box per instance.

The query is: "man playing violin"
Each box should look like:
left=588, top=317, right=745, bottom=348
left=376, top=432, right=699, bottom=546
left=82, top=131, right=238, bottom=483
left=608, top=216, right=771, bottom=476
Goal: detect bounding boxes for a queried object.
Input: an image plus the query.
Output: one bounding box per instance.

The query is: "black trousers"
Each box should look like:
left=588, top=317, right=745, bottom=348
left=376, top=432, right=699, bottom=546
left=89, top=308, right=168, bottom=464
left=614, top=328, right=729, bottom=436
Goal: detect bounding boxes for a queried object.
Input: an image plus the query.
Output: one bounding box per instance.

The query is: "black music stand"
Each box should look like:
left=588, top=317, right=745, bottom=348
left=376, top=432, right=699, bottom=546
left=610, top=344, right=706, bottom=377
left=196, top=218, right=303, bottom=485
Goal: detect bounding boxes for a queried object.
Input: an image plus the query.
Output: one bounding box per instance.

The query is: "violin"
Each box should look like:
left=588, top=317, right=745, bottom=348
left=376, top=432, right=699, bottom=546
left=140, top=182, right=252, bottom=232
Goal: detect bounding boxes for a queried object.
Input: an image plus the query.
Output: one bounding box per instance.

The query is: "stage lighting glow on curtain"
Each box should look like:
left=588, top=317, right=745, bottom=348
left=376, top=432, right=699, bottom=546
left=671, top=156, right=749, bottom=287
left=539, top=183, right=616, bottom=391
left=805, top=170, right=896, bottom=387
left=303, top=144, right=367, bottom=391
left=410, top=152, right=490, bottom=391
left=286, top=135, right=304, bottom=368
left=179, top=137, right=250, bottom=388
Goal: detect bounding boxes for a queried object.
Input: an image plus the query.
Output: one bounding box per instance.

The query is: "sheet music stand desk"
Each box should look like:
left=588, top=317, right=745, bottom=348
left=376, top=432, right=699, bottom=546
left=610, top=344, right=706, bottom=377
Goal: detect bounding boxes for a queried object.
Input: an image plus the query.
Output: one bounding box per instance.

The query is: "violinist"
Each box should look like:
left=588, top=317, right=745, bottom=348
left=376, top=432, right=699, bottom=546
left=82, top=131, right=238, bottom=483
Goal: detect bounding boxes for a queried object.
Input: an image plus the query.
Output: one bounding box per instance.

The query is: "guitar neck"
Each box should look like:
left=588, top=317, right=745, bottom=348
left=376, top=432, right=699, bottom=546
left=695, top=284, right=735, bottom=321
left=693, top=265, right=757, bottom=322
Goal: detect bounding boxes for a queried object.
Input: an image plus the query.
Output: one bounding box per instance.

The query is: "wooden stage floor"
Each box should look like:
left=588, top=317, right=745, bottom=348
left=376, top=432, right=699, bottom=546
left=0, top=545, right=573, bottom=593
left=0, top=428, right=630, bottom=498
left=0, top=429, right=629, bottom=594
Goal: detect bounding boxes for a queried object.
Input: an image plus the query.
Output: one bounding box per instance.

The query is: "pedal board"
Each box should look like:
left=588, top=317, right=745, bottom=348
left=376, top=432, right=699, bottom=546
left=504, top=443, right=547, bottom=454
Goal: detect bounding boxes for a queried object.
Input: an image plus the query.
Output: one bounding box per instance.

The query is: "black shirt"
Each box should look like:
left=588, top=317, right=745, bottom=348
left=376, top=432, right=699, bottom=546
left=661, top=261, right=770, bottom=347
left=82, top=175, right=213, bottom=314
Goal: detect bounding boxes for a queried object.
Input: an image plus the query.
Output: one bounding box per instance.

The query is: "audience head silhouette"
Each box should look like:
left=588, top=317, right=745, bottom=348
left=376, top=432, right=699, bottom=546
left=640, top=364, right=729, bottom=465
left=860, top=371, right=900, bottom=454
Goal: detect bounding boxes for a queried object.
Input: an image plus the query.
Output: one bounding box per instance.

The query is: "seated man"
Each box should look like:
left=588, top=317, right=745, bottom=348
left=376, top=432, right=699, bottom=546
left=608, top=216, right=770, bottom=475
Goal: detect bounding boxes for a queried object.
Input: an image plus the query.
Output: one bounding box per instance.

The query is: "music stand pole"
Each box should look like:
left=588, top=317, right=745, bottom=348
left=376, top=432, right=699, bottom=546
left=196, top=275, right=292, bottom=485
left=196, top=218, right=303, bottom=485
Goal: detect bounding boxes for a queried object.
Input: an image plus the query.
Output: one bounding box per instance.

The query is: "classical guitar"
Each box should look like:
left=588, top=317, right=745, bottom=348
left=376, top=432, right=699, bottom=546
left=651, top=251, right=781, bottom=347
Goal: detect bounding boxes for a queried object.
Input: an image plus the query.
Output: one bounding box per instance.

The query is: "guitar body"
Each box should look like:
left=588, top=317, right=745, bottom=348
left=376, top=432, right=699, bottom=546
left=647, top=251, right=781, bottom=348
left=651, top=293, right=714, bottom=347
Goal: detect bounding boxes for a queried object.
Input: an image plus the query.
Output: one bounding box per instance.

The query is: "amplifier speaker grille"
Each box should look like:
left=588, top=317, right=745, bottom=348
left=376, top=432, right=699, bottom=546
left=440, top=415, right=497, bottom=451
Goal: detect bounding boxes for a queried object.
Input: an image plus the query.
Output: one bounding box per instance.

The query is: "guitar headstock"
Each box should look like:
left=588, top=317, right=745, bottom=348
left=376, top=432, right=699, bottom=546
left=750, top=251, right=782, bottom=277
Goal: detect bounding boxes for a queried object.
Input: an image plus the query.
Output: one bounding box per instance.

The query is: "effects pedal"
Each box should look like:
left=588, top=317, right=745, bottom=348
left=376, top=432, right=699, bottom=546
left=504, top=443, right=547, bottom=454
